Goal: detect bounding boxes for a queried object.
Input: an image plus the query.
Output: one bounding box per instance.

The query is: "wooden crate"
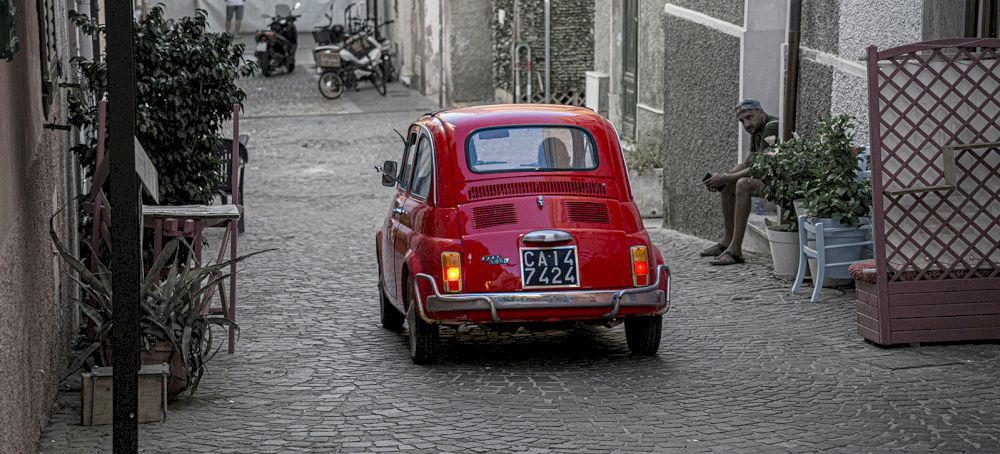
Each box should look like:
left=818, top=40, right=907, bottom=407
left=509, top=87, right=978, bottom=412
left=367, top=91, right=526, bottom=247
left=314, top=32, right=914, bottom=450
left=81, top=364, right=169, bottom=426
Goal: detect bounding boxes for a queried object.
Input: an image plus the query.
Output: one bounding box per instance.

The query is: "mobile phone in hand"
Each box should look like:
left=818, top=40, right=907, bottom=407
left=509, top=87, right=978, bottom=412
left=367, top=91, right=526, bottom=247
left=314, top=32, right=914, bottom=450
left=703, top=173, right=718, bottom=192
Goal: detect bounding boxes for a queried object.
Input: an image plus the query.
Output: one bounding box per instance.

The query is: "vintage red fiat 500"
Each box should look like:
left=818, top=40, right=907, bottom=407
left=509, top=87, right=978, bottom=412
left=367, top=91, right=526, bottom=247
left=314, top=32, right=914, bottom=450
left=375, top=105, right=670, bottom=363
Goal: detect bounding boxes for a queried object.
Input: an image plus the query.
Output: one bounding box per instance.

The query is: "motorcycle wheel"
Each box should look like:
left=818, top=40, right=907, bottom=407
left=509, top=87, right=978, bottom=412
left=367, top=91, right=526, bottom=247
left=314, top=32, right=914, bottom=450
left=259, top=52, right=272, bottom=77
left=318, top=71, right=344, bottom=100
left=371, top=66, right=387, bottom=96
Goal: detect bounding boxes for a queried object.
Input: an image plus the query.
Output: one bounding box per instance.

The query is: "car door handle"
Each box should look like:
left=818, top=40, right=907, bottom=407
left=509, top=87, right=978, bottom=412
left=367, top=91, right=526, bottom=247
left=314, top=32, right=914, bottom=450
left=393, top=207, right=405, bottom=215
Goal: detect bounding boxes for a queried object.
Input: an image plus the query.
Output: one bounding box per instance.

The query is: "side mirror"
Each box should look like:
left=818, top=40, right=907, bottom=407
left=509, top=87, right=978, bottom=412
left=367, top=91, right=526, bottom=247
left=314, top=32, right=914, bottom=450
left=378, top=160, right=398, bottom=187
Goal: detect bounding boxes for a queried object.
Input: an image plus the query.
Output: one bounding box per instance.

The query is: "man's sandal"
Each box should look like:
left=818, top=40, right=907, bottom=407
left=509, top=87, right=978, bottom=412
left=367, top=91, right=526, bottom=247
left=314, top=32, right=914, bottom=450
left=699, top=243, right=728, bottom=257
left=710, top=251, right=745, bottom=266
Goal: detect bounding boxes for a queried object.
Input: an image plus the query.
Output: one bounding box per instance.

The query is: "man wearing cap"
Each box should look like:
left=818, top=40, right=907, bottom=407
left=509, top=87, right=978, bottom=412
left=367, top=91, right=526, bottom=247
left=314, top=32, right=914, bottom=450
left=701, top=99, right=779, bottom=266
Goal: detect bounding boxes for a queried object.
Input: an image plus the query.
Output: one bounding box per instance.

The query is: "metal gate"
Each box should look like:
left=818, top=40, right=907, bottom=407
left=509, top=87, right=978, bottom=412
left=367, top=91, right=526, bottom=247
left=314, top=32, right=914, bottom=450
left=864, top=38, right=1000, bottom=344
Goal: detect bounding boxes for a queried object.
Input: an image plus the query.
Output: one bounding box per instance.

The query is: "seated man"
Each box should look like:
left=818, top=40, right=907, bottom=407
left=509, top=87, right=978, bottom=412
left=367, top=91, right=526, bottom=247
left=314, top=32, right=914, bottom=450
left=701, top=99, right=779, bottom=266
left=539, top=137, right=572, bottom=169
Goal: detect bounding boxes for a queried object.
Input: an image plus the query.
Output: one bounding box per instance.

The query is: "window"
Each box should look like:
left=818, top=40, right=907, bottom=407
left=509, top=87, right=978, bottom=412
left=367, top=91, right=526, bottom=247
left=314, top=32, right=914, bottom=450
left=466, top=126, right=598, bottom=173
left=397, top=132, right=418, bottom=190
left=410, top=136, right=434, bottom=200
left=922, top=0, right=999, bottom=40
left=37, top=0, right=59, bottom=116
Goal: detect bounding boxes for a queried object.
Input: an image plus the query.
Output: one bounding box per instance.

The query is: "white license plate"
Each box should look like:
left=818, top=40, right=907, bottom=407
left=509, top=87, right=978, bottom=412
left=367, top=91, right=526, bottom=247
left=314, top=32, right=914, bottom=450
left=520, top=246, right=580, bottom=289
left=256, top=42, right=267, bottom=52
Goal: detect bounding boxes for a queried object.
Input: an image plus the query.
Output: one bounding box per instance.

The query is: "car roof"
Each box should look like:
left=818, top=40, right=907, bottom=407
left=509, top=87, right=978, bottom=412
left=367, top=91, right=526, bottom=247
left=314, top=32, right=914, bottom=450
left=430, top=104, right=606, bottom=131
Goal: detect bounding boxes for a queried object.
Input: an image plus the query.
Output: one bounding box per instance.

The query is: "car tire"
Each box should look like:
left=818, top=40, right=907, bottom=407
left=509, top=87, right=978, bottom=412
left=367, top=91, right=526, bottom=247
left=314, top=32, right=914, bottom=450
left=379, top=281, right=404, bottom=332
left=624, top=315, right=662, bottom=356
left=406, top=282, right=439, bottom=364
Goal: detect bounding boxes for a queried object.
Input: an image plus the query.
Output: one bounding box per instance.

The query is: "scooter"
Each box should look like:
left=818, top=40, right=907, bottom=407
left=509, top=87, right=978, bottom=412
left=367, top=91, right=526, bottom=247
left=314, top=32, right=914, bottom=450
left=315, top=24, right=391, bottom=99
left=254, top=2, right=301, bottom=77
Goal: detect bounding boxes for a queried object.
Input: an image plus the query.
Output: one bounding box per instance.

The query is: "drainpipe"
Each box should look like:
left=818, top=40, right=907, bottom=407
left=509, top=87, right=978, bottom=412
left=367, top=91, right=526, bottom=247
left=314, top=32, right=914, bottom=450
left=782, top=0, right=801, bottom=141
left=438, top=0, right=444, bottom=107
left=543, top=0, right=550, bottom=103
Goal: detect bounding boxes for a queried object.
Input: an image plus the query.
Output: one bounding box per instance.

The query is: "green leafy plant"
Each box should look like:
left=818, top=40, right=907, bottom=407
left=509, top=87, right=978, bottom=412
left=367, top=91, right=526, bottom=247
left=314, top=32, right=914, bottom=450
left=799, top=115, right=871, bottom=225
left=67, top=5, right=255, bottom=205
left=624, top=144, right=664, bottom=173
left=750, top=115, right=871, bottom=230
left=749, top=137, right=812, bottom=230
left=52, top=216, right=270, bottom=397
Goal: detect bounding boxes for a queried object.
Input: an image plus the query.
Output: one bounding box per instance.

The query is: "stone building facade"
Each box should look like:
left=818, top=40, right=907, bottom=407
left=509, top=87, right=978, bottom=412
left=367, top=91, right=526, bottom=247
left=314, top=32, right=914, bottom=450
left=0, top=0, right=77, bottom=452
left=592, top=0, right=988, bottom=244
left=382, top=0, right=593, bottom=107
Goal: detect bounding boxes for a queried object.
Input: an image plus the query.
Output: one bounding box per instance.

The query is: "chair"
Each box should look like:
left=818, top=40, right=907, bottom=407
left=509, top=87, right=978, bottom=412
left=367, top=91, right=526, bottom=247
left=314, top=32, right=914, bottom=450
left=215, top=135, right=249, bottom=233
left=790, top=145, right=873, bottom=303
left=791, top=215, right=874, bottom=302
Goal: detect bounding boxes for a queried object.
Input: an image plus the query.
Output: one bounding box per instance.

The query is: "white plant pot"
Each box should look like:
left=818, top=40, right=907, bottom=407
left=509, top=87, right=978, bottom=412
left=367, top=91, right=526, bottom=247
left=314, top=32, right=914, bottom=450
left=765, top=225, right=800, bottom=280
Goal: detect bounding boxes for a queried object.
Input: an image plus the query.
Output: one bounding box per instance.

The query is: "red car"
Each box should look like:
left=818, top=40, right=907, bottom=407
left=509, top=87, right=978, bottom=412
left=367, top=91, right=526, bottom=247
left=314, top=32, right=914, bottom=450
left=375, top=105, right=670, bottom=363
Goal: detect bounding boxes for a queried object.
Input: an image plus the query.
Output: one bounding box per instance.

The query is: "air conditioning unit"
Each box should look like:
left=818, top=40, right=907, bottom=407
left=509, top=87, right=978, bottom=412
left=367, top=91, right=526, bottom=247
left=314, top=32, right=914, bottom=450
left=585, top=71, right=609, bottom=118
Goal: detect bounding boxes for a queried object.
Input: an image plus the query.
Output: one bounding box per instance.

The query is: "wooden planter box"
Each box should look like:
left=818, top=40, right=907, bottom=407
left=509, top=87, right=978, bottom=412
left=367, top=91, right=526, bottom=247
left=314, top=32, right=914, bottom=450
left=855, top=276, right=1000, bottom=345
left=81, top=364, right=169, bottom=426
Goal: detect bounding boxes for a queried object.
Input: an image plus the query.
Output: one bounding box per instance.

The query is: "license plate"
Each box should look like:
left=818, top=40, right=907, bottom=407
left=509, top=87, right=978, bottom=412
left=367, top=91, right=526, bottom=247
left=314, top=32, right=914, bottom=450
left=520, top=246, right=580, bottom=289
left=256, top=41, right=267, bottom=52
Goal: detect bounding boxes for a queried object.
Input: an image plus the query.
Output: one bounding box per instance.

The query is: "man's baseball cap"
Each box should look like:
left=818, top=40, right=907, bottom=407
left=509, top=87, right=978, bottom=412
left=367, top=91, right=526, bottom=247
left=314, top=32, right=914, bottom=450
left=734, top=99, right=763, bottom=118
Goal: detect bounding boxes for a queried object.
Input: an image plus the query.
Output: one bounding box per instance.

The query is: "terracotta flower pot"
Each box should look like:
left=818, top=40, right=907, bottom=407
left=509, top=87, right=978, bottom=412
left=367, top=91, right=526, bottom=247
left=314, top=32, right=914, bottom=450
left=140, top=340, right=189, bottom=399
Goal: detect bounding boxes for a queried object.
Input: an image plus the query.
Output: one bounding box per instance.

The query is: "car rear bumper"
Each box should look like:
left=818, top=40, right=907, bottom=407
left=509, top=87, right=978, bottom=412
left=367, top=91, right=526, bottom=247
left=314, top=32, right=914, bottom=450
left=413, top=265, right=670, bottom=324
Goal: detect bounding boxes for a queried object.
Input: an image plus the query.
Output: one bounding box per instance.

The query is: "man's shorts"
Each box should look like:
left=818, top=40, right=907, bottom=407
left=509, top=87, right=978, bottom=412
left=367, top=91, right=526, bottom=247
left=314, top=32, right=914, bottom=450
left=226, top=5, right=245, bottom=21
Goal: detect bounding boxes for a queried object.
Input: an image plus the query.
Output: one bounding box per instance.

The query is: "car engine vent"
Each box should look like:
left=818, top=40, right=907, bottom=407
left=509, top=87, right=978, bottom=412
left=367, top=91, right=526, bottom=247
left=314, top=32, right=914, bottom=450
left=467, top=181, right=607, bottom=200
left=565, top=201, right=611, bottom=224
left=472, top=203, right=517, bottom=229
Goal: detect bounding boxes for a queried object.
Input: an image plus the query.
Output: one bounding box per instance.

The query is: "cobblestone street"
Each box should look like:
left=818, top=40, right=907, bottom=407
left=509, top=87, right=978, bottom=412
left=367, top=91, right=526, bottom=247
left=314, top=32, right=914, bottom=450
left=37, top=64, right=1000, bottom=453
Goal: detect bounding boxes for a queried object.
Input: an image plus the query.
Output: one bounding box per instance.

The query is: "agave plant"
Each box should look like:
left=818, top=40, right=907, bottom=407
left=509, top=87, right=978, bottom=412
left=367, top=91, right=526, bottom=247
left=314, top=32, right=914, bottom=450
left=52, top=217, right=269, bottom=396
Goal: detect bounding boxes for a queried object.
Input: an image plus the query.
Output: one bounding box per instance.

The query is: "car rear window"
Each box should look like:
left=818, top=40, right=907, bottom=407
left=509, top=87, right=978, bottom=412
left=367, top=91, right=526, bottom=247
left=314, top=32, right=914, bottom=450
left=466, top=126, right=598, bottom=173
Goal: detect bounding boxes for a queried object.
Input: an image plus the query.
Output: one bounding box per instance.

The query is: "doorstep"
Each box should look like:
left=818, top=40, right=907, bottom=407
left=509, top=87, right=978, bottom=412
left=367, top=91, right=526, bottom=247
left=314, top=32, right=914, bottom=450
left=744, top=211, right=778, bottom=258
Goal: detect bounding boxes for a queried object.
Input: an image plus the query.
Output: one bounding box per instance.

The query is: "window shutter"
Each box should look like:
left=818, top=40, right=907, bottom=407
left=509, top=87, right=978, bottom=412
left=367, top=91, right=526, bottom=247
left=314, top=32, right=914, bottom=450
left=37, top=0, right=59, bottom=115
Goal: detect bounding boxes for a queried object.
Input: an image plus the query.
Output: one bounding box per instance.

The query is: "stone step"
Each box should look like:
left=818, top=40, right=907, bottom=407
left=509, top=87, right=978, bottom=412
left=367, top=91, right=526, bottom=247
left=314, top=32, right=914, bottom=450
left=744, top=211, right=779, bottom=258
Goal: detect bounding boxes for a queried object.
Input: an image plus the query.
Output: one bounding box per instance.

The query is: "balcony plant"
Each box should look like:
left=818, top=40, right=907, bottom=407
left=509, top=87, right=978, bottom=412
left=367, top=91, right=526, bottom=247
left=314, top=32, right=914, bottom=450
left=53, top=219, right=267, bottom=398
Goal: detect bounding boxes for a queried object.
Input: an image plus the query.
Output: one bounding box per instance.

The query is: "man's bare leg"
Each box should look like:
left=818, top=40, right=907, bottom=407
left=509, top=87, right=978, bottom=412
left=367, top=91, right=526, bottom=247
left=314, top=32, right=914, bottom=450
left=719, top=180, right=736, bottom=246
left=727, top=177, right=764, bottom=256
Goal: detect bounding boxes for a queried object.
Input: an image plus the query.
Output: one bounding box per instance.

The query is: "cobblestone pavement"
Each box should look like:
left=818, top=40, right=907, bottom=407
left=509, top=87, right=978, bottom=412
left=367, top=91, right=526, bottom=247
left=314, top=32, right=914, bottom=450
left=37, top=68, right=1000, bottom=453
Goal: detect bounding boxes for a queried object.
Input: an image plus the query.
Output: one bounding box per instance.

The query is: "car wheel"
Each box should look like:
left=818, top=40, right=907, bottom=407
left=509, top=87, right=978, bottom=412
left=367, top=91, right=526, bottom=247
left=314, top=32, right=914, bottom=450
left=624, top=315, right=662, bottom=356
left=318, top=71, right=344, bottom=100
left=379, top=280, right=404, bottom=332
left=406, top=281, right=439, bottom=364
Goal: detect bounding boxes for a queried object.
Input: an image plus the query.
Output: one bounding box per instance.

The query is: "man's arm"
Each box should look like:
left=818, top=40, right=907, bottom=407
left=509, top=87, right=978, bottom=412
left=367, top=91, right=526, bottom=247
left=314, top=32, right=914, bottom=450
left=705, top=152, right=754, bottom=189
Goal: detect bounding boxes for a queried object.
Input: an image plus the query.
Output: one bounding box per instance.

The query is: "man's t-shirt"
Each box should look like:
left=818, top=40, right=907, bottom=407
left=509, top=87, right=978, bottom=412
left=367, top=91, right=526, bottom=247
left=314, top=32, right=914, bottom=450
left=226, top=0, right=245, bottom=7
left=750, top=115, right=780, bottom=154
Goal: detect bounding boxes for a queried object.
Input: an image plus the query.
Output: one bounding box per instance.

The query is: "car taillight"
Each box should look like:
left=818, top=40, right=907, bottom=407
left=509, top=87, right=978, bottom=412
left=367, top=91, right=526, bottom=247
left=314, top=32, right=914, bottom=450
left=630, top=246, right=649, bottom=287
left=442, top=252, right=462, bottom=293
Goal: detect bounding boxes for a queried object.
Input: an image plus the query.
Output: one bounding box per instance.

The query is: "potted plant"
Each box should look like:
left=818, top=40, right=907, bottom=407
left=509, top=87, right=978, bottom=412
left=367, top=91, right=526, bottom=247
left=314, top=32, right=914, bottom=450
left=798, top=115, right=872, bottom=285
left=623, top=143, right=665, bottom=218
left=53, top=220, right=267, bottom=399
left=749, top=137, right=812, bottom=279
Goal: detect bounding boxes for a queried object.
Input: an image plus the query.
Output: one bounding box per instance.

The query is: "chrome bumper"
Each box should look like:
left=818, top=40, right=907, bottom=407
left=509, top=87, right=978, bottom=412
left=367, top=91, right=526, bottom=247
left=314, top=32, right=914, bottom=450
left=413, top=265, right=670, bottom=323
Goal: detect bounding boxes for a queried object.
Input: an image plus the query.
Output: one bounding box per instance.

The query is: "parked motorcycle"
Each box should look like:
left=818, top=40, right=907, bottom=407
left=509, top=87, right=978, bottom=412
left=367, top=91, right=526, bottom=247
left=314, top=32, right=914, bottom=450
left=315, top=22, right=392, bottom=99
left=255, top=2, right=301, bottom=77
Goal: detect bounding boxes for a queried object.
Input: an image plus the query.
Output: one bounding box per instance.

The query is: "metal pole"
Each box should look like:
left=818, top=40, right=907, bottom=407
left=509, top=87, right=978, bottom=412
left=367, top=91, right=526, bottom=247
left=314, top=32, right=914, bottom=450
left=782, top=0, right=801, bottom=142
left=107, top=0, right=139, bottom=450
left=543, top=0, right=550, bottom=103
left=438, top=0, right=444, bottom=107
